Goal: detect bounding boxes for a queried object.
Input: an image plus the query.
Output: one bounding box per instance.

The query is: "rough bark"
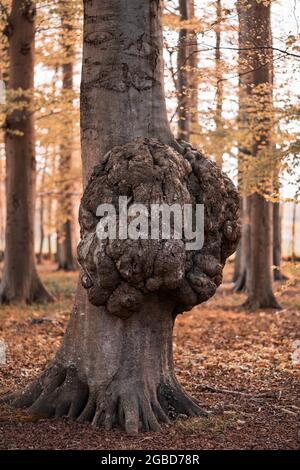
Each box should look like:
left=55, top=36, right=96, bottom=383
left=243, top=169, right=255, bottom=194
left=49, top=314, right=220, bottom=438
left=5, top=291, right=204, bottom=434
left=0, top=0, right=53, bottom=304
left=1, top=0, right=240, bottom=433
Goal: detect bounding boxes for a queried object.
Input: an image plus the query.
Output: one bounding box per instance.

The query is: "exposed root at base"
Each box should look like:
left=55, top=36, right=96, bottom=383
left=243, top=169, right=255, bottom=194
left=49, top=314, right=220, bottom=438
left=0, top=364, right=208, bottom=434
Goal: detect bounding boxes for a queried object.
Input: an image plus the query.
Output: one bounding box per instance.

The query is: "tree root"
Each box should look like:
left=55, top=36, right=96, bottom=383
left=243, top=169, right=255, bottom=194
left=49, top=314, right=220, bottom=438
left=0, top=364, right=208, bottom=434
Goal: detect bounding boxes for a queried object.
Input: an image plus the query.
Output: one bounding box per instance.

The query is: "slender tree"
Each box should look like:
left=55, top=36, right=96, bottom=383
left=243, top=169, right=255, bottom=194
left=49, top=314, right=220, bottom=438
left=239, top=0, right=280, bottom=309
left=233, top=0, right=252, bottom=292
left=187, top=0, right=200, bottom=146
left=177, top=0, right=200, bottom=144
left=1, top=0, right=239, bottom=434
left=291, top=202, right=297, bottom=261
left=273, top=201, right=286, bottom=279
left=177, top=0, right=190, bottom=140
left=37, top=161, right=47, bottom=264
left=0, top=0, right=52, bottom=303
left=0, top=147, right=5, bottom=256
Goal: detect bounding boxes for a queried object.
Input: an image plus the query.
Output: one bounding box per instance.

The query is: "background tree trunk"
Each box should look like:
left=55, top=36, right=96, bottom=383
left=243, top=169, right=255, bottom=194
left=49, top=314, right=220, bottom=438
left=0, top=0, right=52, bottom=304
left=56, top=8, right=77, bottom=272
left=0, top=147, right=5, bottom=258
left=187, top=0, right=200, bottom=146
left=269, top=28, right=285, bottom=281
left=291, top=202, right=297, bottom=261
left=233, top=197, right=250, bottom=292
left=273, top=201, right=286, bottom=280
left=214, top=0, right=223, bottom=168
left=177, top=0, right=190, bottom=141
left=46, top=196, right=53, bottom=261
left=56, top=62, right=77, bottom=271
left=242, top=0, right=280, bottom=309
left=177, top=0, right=200, bottom=144
left=37, top=163, right=46, bottom=264
left=233, top=0, right=252, bottom=291
left=4, top=0, right=206, bottom=434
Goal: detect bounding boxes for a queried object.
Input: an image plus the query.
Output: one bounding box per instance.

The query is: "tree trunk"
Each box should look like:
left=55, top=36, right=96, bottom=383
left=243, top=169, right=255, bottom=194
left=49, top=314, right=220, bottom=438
left=0, top=147, right=5, bottom=256
left=273, top=202, right=286, bottom=280
left=177, top=0, right=190, bottom=141
left=46, top=196, right=53, bottom=261
left=57, top=219, right=77, bottom=271
left=177, top=0, right=200, bottom=144
left=0, top=0, right=53, bottom=304
left=56, top=7, right=77, bottom=272
left=291, top=202, right=297, bottom=261
left=214, top=0, right=223, bottom=168
left=11, top=290, right=204, bottom=433
left=37, top=162, right=46, bottom=264
left=37, top=195, right=45, bottom=264
left=233, top=197, right=250, bottom=292
left=2, top=0, right=208, bottom=433
left=233, top=1, right=252, bottom=291
left=187, top=0, right=200, bottom=146
left=241, top=0, right=280, bottom=309
left=47, top=234, right=52, bottom=261
left=269, top=25, right=285, bottom=281
left=246, top=194, right=279, bottom=309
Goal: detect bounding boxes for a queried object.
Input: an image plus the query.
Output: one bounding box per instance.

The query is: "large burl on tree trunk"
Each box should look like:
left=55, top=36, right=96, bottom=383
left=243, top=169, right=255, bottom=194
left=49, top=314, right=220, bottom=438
left=1, top=0, right=240, bottom=434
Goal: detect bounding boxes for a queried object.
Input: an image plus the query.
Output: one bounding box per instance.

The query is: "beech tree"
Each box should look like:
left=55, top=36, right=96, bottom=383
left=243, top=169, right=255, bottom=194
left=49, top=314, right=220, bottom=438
left=233, top=0, right=252, bottom=292
left=2, top=0, right=239, bottom=434
left=177, top=0, right=190, bottom=140
left=0, top=0, right=52, bottom=303
left=177, top=0, right=199, bottom=143
left=214, top=0, right=223, bottom=168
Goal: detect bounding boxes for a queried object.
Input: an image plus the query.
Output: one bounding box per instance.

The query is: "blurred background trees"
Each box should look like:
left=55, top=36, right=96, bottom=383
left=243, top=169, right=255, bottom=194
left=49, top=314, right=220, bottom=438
left=0, top=0, right=299, bottom=306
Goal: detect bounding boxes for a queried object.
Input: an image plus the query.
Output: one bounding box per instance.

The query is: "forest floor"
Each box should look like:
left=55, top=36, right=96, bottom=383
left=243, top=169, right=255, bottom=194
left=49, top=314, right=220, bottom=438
left=0, top=261, right=299, bottom=450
